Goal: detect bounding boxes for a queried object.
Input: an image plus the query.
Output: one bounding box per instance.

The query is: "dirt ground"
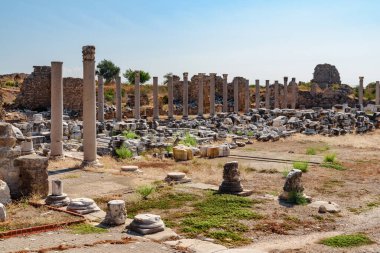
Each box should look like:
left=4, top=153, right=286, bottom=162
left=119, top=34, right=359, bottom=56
left=1, top=131, right=380, bottom=252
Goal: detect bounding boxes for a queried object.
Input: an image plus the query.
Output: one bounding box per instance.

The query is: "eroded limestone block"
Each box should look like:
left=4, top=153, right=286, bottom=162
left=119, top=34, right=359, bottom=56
left=218, top=161, right=252, bottom=196
left=104, top=200, right=126, bottom=226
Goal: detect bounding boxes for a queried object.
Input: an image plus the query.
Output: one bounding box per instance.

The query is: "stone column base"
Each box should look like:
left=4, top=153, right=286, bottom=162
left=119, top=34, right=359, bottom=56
left=81, top=159, right=103, bottom=168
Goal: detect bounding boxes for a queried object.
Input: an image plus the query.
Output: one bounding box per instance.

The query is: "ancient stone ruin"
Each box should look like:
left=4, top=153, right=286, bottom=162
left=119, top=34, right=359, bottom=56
left=218, top=161, right=252, bottom=196
left=312, top=63, right=341, bottom=87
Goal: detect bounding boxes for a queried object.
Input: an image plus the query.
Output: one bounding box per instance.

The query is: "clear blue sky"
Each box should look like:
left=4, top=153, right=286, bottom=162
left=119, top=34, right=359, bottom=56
left=1, top=0, right=380, bottom=85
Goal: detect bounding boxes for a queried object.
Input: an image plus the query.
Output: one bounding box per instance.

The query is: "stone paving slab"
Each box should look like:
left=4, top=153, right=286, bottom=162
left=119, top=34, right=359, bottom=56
left=165, top=239, right=227, bottom=253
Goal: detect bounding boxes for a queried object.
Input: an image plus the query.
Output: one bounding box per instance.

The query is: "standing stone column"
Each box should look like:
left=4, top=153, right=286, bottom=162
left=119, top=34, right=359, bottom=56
left=291, top=78, right=297, bottom=109
left=82, top=45, right=101, bottom=167
left=168, top=75, right=174, bottom=120
left=274, top=80, right=279, bottom=109
left=376, top=81, right=380, bottom=106
left=265, top=80, right=270, bottom=109
left=234, top=78, right=239, bottom=113
left=50, top=61, right=63, bottom=158
left=255, top=79, right=260, bottom=109
left=283, top=76, right=288, bottom=109
left=183, top=72, right=189, bottom=119
left=97, top=76, right=105, bottom=122
left=198, top=73, right=205, bottom=118
left=223, top=74, right=228, bottom=112
left=115, top=76, right=122, bottom=121
left=210, top=73, right=216, bottom=117
left=134, top=72, right=141, bottom=119
left=153, top=77, right=159, bottom=120
left=359, top=76, right=364, bottom=110
left=244, top=79, right=250, bottom=113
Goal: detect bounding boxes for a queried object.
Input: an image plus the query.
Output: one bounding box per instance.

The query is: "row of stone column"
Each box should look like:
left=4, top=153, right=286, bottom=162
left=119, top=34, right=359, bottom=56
left=50, top=45, right=101, bottom=167
left=358, top=77, right=380, bottom=110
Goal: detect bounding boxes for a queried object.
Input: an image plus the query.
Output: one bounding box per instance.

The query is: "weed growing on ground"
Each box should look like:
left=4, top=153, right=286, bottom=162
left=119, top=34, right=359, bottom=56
left=282, top=168, right=290, bottom=178
left=324, top=153, right=336, bottom=163
left=69, top=223, right=108, bottom=234
left=115, top=147, right=133, bottom=159
left=306, top=147, right=316, bottom=155
left=122, top=131, right=139, bottom=139
left=320, top=234, right=373, bottom=248
left=322, top=162, right=346, bottom=171
left=136, top=185, right=156, bottom=200
left=293, top=161, right=309, bottom=172
left=287, top=191, right=308, bottom=205
left=179, top=132, right=197, bottom=147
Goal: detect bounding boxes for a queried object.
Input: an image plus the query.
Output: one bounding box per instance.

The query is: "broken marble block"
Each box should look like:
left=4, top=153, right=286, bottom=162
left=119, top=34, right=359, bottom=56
left=165, top=172, right=191, bottom=184
left=218, top=161, right=252, bottom=196
left=104, top=200, right=126, bottom=226
left=67, top=197, right=100, bottom=214
left=0, top=180, right=11, bottom=205
left=127, top=213, right=165, bottom=235
left=45, top=180, right=70, bottom=207
left=0, top=203, right=6, bottom=222
left=279, top=169, right=311, bottom=203
left=173, top=146, right=193, bottom=161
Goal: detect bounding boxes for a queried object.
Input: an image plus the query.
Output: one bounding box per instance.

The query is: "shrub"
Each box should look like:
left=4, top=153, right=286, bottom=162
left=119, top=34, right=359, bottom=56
left=306, top=147, right=316, bottom=155
left=320, top=234, right=373, bottom=248
left=165, top=145, right=173, bottom=153
left=115, top=147, right=133, bottom=159
left=247, top=131, right=254, bottom=137
left=104, top=89, right=114, bottom=102
left=293, top=161, right=309, bottom=172
left=282, top=169, right=290, bottom=178
left=287, top=191, right=308, bottom=205
left=179, top=132, right=197, bottom=147
left=324, top=153, right=336, bottom=163
left=122, top=131, right=139, bottom=139
left=137, top=185, right=156, bottom=200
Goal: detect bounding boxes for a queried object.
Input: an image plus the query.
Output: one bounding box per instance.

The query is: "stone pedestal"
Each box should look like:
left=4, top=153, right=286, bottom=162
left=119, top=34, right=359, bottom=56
left=376, top=81, right=380, bottom=106
left=233, top=78, right=239, bottom=113
left=283, top=76, right=288, bottom=109
left=165, top=172, right=191, bottom=184
left=218, top=161, right=252, bottom=196
left=21, top=138, right=34, bottom=155
left=127, top=213, right=165, bottom=235
left=45, top=179, right=70, bottom=206
left=244, top=79, right=250, bottom=113
left=198, top=73, right=205, bottom=118
left=104, top=200, right=126, bottom=226
left=14, top=154, right=49, bottom=197
left=274, top=80, right=279, bottom=109
left=359, top=76, right=364, bottom=110
left=183, top=73, right=189, bottom=119
left=98, top=75, right=105, bottom=122
left=134, top=72, right=141, bottom=119
left=82, top=45, right=101, bottom=167
left=223, top=74, right=228, bottom=112
left=210, top=73, right=216, bottom=117
left=265, top=80, right=270, bottom=109
left=67, top=197, right=101, bottom=214
left=291, top=78, right=297, bottom=109
left=116, top=76, right=122, bottom=121
left=168, top=75, right=174, bottom=120
left=50, top=61, right=63, bottom=157
left=153, top=77, right=159, bottom=120
left=255, top=79, right=260, bottom=109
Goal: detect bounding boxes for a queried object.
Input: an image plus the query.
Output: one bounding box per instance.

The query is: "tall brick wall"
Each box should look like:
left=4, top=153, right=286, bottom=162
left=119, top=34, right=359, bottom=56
left=15, top=66, right=83, bottom=114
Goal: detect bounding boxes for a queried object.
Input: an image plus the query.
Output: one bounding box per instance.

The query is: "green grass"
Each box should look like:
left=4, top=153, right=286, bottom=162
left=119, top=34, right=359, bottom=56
left=321, top=162, right=346, bottom=171
left=180, top=193, right=263, bottom=246
left=136, top=185, right=155, bottom=199
left=122, top=131, right=140, bottom=139
left=104, top=89, right=114, bottom=102
left=115, top=146, right=133, bottom=159
left=165, top=145, right=173, bottom=153
left=247, top=131, right=254, bottom=137
left=69, top=223, right=108, bottom=234
left=287, top=191, right=308, bottom=205
left=320, top=234, right=373, bottom=248
left=179, top=132, right=197, bottom=147
left=324, top=153, right=336, bottom=163
left=306, top=147, right=317, bottom=155
left=293, top=161, right=309, bottom=172
left=282, top=168, right=290, bottom=178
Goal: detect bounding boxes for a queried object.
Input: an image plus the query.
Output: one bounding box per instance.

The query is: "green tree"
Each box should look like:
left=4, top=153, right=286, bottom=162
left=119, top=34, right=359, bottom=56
left=123, top=69, right=151, bottom=85
left=163, top=72, right=173, bottom=85
left=96, top=59, right=120, bottom=84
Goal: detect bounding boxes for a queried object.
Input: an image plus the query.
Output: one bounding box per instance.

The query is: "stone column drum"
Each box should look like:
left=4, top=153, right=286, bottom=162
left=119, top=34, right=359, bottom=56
left=234, top=78, right=239, bottom=113
left=376, top=81, right=380, bottom=106
left=274, top=80, right=279, bottom=109
left=210, top=73, right=216, bottom=117
left=244, top=79, right=250, bottom=113
left=283, top=76, right=288, bottom=109
left=291, top=78, right=297, bottom=109
left=183, top=72, right=189, bottom=119
left=265, top=80, right=270, bottom=109
left=359, top=76, right=364, bottom=110
left=97, top=75, right=105, bottom=122
left=223, top=74, right=228, bottom=112
left=168, top=75, right=174, bottom=120
left=134, top=72, right=141, bottom=119
left=82, top=45, right=101, bottom=167
left=153, top=77, right=159, bottom=120
left=104, top=199, right=126, bottom=226
left=115, top=76, right=122, bottom=121
left=198, top=73, right=205, bottom=118
left=255, top=79, right=260, bottom=109
left=50, top=61, right=63, bottom=158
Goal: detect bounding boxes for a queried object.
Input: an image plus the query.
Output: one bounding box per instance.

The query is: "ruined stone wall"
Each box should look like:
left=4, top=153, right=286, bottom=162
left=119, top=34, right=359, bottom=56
left=0, top=90, right=4, bottom=120
left=15, top=66, right=83, bottom=114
